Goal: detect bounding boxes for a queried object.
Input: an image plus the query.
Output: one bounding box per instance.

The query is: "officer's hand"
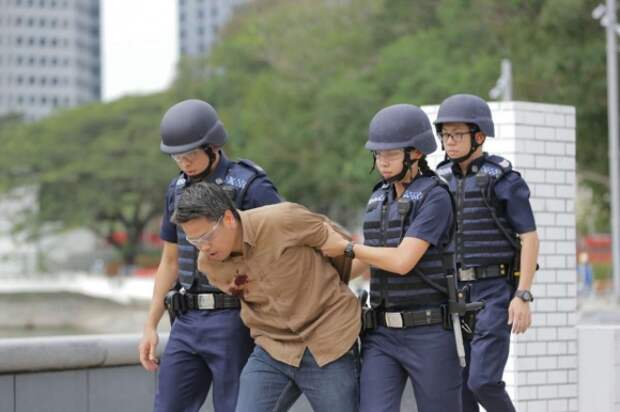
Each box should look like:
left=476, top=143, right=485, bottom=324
left=139, top=328, right=160, bottom=372
left=507, top=297, right=531, bottom=334
left=320, top=223, right=348, bottom=257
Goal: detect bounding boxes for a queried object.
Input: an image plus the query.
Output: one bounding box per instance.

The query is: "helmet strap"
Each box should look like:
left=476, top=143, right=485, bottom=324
left=188, top=146, right=218, bottom=182
left=384, top=148, right=418, bottom=184
left=450, top=127, right=484, bottom=164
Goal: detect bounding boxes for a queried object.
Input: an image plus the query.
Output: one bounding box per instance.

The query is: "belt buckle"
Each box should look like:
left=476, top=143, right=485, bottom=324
left=197, top=294, right=215, bottom=310
left=384, top=312, right=404, bottom=328
left=458, top=268, right=476, bottom=282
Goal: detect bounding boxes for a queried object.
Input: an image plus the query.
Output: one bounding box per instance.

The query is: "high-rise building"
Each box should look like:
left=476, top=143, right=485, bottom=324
left=0, top=0, right=101, bottom=121
left=178, top=0, right=249, bottom=57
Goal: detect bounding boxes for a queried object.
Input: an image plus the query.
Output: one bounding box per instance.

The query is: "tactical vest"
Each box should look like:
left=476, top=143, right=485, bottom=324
left=363, top=175, right=453, bottom=311
left=174, top=160, right=264, bottom=292
left=436, top=155, right=517, bottom=269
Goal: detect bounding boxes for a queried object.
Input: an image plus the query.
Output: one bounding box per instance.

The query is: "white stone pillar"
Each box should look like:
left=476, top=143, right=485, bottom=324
left=423, top=101, right=578, bottom=411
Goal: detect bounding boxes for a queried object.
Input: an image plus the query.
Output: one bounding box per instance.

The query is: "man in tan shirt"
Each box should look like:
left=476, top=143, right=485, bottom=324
left=171, top=181, right=361, bottom=412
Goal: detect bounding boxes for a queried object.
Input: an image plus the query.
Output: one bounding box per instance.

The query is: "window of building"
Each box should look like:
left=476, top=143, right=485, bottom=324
left=15, top=16, right=22, bottom=25
left=16, top=75, right=23, bottom=84
left=16, top=36, right=22, bottom=45
left=28, top=76, right=34, bottom=84
left=27, top=37, right=34, bottom=45
left=211, top=6, right=218, bottom=17
left=39, top=37, right=46, bottom=46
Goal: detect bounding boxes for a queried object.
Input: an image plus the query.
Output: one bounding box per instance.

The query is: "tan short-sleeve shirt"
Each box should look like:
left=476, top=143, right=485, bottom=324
left=198, top=202, right=361, bottom=367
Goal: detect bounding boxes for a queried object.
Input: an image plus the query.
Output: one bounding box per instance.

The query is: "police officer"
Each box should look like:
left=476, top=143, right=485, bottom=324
left=138, top=99, right=281, bottom=412
left=322, top=104, right=462, bottom=412
left=434, top=94, right=539, bottom=412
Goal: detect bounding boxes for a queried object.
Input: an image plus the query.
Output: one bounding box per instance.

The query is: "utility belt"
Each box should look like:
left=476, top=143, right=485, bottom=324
left=360, top=284, right=480, bottom=340
left=457, top=263, right=513, bottom=282
left=164, top=289, right=240, bottom=324
left=362, top=305, right=469, bottom=331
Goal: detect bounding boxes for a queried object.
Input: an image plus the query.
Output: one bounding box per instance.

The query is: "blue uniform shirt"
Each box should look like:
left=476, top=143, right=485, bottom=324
left=404, top=184, right=454, bottom=247
left=160, top=154, right=281, bottom=243
left=450, top=154, right=536, bottom=235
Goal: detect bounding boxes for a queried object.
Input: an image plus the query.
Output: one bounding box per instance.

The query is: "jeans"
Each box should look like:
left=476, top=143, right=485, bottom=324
left=235, top=345, right=360, bottom=412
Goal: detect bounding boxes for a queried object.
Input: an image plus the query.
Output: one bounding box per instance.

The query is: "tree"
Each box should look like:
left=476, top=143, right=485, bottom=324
left=0, top=93, right=177, bottom=266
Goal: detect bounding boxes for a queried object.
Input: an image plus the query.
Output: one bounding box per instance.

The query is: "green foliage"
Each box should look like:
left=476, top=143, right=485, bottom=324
left=0, top=94, right=177, bottom=265
left=0, top=0, right=612, bottom=265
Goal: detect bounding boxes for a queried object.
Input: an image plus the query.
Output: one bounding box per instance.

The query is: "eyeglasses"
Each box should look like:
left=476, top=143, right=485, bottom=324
left=171, top=148, right=203, bottom=164
left=371, top=149, right=404, bottom=161
left=185, top=217, right=223, bottom=248
left=438, top=130, right=474, bottom=143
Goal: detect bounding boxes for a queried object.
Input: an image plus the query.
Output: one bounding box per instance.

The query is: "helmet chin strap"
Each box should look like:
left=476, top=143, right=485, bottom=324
left=188, top=146, right=217, bottom=182
left=449, top=133, right=484, bottom=165
left=384, top=149, right=418, bottom=184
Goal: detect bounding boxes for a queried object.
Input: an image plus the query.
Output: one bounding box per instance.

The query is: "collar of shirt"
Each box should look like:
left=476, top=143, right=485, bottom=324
left=451, top=152, right=488, bottom=177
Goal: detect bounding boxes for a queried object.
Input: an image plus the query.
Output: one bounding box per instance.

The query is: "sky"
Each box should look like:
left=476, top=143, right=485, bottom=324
left=101, top=0, right=178, bottom=102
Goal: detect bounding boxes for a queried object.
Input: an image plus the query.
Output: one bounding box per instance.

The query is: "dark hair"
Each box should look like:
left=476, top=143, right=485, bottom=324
left=418, top=156, right=432, bottom=176
left=171, top=182, right=239, bottom=225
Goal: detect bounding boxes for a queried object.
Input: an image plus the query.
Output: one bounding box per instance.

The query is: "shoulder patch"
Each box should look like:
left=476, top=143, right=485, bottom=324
left=480, top=164, right=502, bottom=177
left=176, top=176, right=187, bottom=188
left=223, top=175, right=247, bottom=189
left=368, top=192, right=386, bottom=205
left=403, top=191, right=424, bottom=201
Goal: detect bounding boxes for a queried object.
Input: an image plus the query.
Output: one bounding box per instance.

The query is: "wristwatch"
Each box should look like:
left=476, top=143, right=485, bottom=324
left=344, top=242, right=356, bottom=259
left=514, top=289, right=534, bottom=302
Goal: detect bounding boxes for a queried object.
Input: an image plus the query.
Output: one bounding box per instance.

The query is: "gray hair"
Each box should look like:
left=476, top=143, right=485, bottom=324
left=171, top=182, right=239, bottom=224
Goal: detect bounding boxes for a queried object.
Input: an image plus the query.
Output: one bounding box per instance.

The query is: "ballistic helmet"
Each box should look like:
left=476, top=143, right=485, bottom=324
left=365, top=104, right=437, bottom=155
left=434, top=94, right=494, bottom=137
left=160, top=99, right=227, bottom=155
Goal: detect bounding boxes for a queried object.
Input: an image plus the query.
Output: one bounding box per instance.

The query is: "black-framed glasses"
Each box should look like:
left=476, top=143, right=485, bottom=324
left=185, top=217, right=223, bottom=248
left=438, top=130, right=475, bottom=143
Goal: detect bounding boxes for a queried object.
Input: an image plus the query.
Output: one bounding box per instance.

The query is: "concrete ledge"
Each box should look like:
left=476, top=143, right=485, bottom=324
left=0, top=333, right=169, bottom=373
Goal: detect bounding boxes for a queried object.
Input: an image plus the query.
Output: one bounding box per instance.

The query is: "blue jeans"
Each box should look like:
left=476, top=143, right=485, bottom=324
left=462, top=277, right=516, bottom=412
left=360, top=323, right=462, bottom=412
left=235, top=345, right=360, bottom=412
left=155, top=309, right=254, bottom=412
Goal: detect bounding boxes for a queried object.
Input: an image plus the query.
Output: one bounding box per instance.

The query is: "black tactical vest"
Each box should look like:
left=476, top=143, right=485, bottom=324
left=363, top=175, right=454, bottom=311
left=436, top=155, right=517, bottom=269
left=174, top=160, right=264, bottom=292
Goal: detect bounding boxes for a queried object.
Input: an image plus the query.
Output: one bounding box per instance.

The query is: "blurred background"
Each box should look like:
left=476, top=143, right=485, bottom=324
left=0, top=0, right=615, bottom=354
